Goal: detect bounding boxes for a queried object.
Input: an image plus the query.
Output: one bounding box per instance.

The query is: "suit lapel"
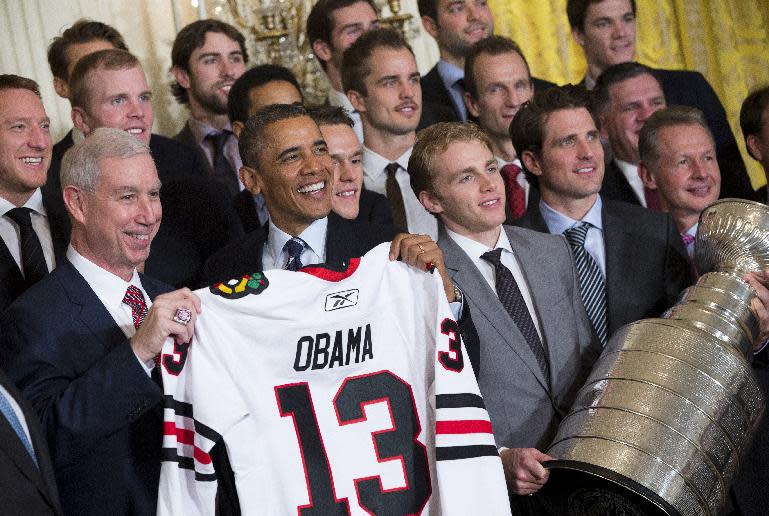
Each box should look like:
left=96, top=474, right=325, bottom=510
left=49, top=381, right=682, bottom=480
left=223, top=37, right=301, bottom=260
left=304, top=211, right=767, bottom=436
left=0, top=237, right=25, bottom=309
left=325, top=214, right=355, bottom=267
left=602, top=203, right=635, bottom=334
left=41, top=183, right=71, bottom=264
left=439, top=226, right=549, bottom=390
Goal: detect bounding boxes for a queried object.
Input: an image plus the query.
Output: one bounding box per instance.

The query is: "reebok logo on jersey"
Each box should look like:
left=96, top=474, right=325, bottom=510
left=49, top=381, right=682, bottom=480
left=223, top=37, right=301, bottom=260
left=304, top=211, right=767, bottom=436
left=325, top=289, right=358, bottom=311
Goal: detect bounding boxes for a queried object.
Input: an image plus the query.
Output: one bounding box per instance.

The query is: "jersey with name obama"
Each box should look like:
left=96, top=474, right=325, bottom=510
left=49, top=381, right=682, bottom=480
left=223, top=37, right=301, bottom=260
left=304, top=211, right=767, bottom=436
left=157, top=243, right=510, bottom=516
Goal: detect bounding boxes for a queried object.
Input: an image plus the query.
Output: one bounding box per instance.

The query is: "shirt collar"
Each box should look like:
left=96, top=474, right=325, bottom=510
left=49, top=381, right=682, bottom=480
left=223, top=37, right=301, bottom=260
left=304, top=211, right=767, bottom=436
left=540, top=195, right=603, bottom=235
left=685, top=222, right=698, bottom=237
left=362, top=146, right=413, bottom=181
left=495, top=156, right=522, bottom=169
left=66, top=245, right=143, bottom=310
left=436, top=60, right=464, bottom=89
left=267, top=217, right=329, bottom=265
left=446, top=225, right=512, bottom=259
left=0, top=188, right=46, bottom=217
left=328, top=89, right=356, bottom=113
left=186, top=118, right=234, bottom=145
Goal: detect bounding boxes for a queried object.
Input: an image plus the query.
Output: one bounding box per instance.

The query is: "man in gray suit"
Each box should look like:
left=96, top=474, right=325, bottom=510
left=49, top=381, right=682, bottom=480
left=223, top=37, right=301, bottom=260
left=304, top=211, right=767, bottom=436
left=409, top=121, right=600, bottom=507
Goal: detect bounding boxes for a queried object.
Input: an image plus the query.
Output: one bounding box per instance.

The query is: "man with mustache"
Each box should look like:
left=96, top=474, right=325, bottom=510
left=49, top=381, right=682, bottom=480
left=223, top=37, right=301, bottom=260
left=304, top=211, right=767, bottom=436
left=172, top=19, right=249, bottom=198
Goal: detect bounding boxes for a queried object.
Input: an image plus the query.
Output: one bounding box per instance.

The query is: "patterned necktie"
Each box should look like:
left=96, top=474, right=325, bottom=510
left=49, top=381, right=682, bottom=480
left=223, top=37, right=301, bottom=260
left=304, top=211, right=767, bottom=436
left=644, top=187, right=660, bottom=211
left=5, top=207, right=48, bottom=287
left=500, top=163, right=526, bottom=219
left=481, top=248, right=550, bottom=381
left=122, top=285, right=148, bottom=329
left=385, top=162, right=408, bottom=231
left=284, top=237, right=306, bottom=271
left=564, top=222, right=608, bottom=346
left=206, top=130, right=239, bottom=197
left=0, top=389, right=37, bottom=467
left=681, top=232, right=698, bottom=279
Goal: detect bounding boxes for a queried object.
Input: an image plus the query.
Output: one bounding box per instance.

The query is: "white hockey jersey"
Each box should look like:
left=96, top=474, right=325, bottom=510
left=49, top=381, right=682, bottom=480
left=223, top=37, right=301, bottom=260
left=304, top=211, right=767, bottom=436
left=158, top=243, right=511, bottom=515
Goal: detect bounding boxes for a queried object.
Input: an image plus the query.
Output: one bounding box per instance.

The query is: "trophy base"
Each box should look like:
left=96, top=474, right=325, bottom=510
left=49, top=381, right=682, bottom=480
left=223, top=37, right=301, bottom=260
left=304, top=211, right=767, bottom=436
left=539, top=460, right=680, bottom=516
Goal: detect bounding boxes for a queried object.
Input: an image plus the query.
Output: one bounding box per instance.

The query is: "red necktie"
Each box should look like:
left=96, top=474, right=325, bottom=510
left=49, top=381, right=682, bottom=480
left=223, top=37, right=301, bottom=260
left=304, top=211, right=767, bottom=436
left=644, top=187, right=660, bottom=211
left=122, top=285, right=160, bottom=369
left=500, top=163, right=526, bottom=219
left=680, top=233, right=698, bottom=279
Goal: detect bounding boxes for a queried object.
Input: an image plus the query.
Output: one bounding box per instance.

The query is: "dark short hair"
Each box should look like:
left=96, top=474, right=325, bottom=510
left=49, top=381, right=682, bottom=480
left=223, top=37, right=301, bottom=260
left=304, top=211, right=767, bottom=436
left=341, top=28, right=414, bottom=95
left=69, top=49, right=141, bottom=109
left=740, top=85, right=769, bottom=160
left=593, top=61, right=660, bottom=114
left=308, top=105, right=355, bottom=128
left=47, top=19, right=128, bottom=82
left=409, top=121, right=493, bottom=198
left=566, top=0, right=637, bottom=31
left=307, top=0, right=379, bottom=70
left=416, top=0, right=438, bottom=21
left=638, top=106, right=711, bottom=167
left=510, top=85, right=598, bottom=181
left=464, top=36, right=531, bottom=100
left=0, top=74, right=41, bottom=97
left=171, top=19, right=248, bottom=105
left=239, top=103, right=310, bottom=168
left=227, top=64, right=303, bottom=124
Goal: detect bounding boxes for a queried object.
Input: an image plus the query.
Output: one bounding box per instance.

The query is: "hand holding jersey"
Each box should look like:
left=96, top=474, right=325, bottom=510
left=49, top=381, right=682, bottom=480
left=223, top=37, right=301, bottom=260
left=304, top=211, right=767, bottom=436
left=389, top=232, right=457, bottom=302
left=131, top=288, right=201, bottom=363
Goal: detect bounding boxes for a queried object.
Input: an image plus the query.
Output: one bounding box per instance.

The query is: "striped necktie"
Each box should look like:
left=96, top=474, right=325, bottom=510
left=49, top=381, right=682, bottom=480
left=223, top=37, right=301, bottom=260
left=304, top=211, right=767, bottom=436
left=0, top=389, right=37, bottom=467
left=564, top=222, right=608, bottom=346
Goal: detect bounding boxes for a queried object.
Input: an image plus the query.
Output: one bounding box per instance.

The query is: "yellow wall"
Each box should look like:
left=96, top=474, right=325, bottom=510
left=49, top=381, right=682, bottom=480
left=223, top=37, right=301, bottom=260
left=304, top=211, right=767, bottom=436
left=490, top=0, right=769, bottom=188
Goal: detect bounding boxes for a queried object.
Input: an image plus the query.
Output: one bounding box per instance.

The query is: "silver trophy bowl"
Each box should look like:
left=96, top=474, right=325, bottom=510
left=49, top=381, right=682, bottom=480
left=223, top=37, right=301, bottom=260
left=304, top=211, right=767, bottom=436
left=541, top=199, right=768, bottom=516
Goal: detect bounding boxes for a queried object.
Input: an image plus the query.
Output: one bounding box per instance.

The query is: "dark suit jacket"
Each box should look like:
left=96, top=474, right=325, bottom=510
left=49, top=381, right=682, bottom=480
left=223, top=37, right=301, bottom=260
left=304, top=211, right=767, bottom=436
left=515, top=198, right=692, bottom=335
left=1, top=260, right=168, bottom=515
left=175, top=120, right=214, bottom=174
left=0, top=184, right=70, bottom=313
left=200, top=213, right=399, bottom=286
left=600, top=158, right=642, bottom=206
left=0, top=368, right=62, bottom=515
left=420, top=64, right=557, bottom=126
left=50, top=132, right=243, bottom=288
left=357, top=189, right=394, bottom=227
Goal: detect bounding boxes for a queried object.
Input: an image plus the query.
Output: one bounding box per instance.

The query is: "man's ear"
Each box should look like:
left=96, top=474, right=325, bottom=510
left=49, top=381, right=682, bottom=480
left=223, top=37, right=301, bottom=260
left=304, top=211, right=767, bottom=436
left=572, top=27, right=586, bottom=47
left=71, top=107, right=92, bottom=136
left=232, top=121, right=244, bottom=139
left=240, top=165, right=262, bottom=195
left=53, top=76, right=69, bottom=99
left=746, top=134, right=763, bottom=162
left=62, top=185, right=87, bottom=224
left=520, top=150, right=543, bottom=177
left=637, top=161, right=657, bottom=189
left=172, top=66, right=191, bottom=90
left=347, top=90, right=366, bottom=114
left=599, top=112, right=609, bottom=140
left=312, top=40, right=332, bottom=64
left=465, top=91, right=480, bottom=119
left=418, top=189, right=443, bottom=215
left=421, top=15, right=439, bottom=39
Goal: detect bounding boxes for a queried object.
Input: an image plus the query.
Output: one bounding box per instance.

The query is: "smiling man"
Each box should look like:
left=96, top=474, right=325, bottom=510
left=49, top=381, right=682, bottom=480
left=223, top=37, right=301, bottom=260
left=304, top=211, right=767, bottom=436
left=0, top=75, right=70, bottom=312
left=172, top=19, right=249, bottom=196
left=513, top=85, right=691, bottom=343
left=343, top=28, right=437, bottom=237
left=567, top=0, right=755, bottom=200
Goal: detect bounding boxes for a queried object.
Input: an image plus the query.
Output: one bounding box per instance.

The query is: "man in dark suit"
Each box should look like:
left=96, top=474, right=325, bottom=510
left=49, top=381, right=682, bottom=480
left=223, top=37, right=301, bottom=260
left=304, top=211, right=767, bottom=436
left=51, top=49, right=242, bottom=288
left=171, top=19, right=248, bottom=196
left=741, top=85, right=769, bottom=204
left=417, top=0, right=554, bottom=126
left=1, top=128, right=201, bottom=515
left=409, top=121, right=599, bottom=511
left=566, top=0, right=756, bottom=201
left=511, top=86, right=692, bottom=339
left=0, top=75, right=70, bottom=313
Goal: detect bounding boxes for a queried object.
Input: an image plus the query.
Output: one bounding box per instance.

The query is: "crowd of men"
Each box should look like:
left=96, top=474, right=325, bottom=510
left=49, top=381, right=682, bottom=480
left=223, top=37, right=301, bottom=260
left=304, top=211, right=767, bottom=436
left=1, top=0, right=769, bottom=514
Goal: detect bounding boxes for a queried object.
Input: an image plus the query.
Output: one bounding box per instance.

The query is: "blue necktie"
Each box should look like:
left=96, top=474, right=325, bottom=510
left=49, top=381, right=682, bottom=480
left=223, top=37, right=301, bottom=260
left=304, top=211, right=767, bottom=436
left=0, top=388, right=37, bottom=466
left=284, top=237, right=306, bottom=271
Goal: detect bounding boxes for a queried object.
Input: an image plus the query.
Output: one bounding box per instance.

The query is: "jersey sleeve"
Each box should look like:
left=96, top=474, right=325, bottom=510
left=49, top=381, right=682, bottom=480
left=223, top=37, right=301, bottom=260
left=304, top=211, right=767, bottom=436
left=157, top=300, right=251, bottom=516
left=429, top=273, right=512, bottom=516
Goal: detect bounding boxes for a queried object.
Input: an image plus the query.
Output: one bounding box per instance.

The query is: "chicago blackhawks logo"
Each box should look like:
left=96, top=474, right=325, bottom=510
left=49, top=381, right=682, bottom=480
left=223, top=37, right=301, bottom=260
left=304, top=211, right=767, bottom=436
left=210, top=272, right=269, bottom=299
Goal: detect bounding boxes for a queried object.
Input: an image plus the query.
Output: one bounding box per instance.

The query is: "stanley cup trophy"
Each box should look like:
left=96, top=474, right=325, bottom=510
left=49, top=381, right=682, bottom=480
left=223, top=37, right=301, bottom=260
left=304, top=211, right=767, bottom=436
left=540, top=199, right=767, bottom=516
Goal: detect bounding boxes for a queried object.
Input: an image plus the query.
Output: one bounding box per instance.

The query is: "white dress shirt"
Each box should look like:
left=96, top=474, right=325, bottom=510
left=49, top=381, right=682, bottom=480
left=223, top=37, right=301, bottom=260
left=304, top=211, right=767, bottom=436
left=446, top=227, right=543, bottom=340
left=683, top=222, right=697, bottom=260
left=615, top=159, right=646, bottom=207
left=0, top=189, right=55, bottom=275
left=67, top=246, right=155, bottom=374
left=262, top=217, right=328, bottom=270
left=328, top=89, right=363, bottom=143
left=362, top=146, right=438, bottom=239
left=495, top=156, right=532, bottom=207
left=436, top=60, right=469, bottom=121
left=540, top=196, right=607, bottom=276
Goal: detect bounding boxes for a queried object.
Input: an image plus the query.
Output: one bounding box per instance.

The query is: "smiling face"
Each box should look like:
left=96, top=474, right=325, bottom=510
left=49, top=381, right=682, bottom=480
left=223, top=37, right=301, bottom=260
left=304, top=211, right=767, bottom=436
left=523, top=107, right=604, bottom=210
left=75, top=153, right=161, bottom=281
left=72, top=65, right=153, bottom=145
left=643, top=123, right=720, bottom=231
left=349, top=46, right=421, bottom=137
left=177, top=31, right=246, bottom=116
left=420, top=138, right=505, bottom=243
left=573, top=0, right=636, bottom=77
left=0, top=88, right=51, bottom=206
left=600, top=73, right=666, bottom=163
left=320, top=122, right=364, bottom=220
left=425, top=0, right=494, bottom=65
left=243, top=116, right=333, bottom=235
